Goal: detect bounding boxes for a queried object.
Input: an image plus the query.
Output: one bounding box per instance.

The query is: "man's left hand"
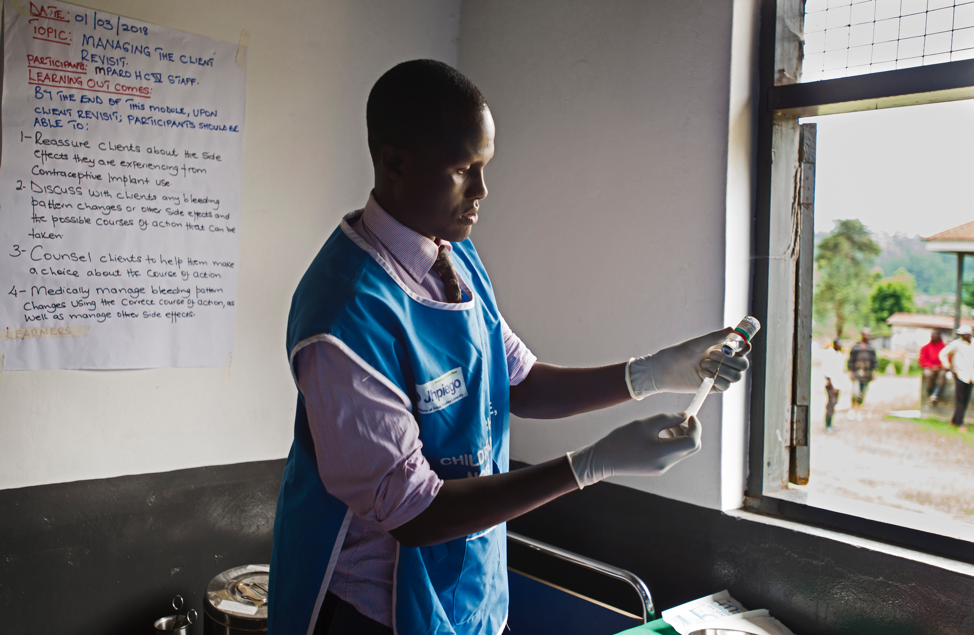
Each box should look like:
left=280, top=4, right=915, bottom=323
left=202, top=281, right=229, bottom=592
left=627, top=327, right=750, bottom=399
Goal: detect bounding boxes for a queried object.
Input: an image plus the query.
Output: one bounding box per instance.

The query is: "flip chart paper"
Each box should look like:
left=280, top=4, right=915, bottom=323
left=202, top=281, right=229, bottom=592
left=1, top=0, right=246, bottom=369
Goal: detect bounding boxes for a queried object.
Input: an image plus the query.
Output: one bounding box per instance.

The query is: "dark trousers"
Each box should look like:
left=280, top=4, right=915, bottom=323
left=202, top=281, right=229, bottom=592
left=825, top=384, right=839, bottom=427
left=923, top=367, right=946, bottom=397
left=952, top=378, right=972, bottom=425
left=313, top=592, right=393, bottom=635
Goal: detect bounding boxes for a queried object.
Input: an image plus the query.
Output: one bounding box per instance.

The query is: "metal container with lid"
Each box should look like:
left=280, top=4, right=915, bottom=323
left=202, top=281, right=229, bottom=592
left=203, top=564, right=269, bottom=635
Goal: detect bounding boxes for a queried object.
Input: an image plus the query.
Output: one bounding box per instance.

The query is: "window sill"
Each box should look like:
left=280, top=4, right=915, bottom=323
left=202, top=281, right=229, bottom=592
left=767, top=486, right=974, bottom=544
left=725, top=507, right=974, bottom=579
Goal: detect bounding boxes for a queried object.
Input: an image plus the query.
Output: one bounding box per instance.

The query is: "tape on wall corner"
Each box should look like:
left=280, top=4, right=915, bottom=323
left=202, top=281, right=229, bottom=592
left=9, top=0, right=29, bottom=16
left=235, top=30, right=250, bottom=69
left=222, top=352, right=232, bottom=391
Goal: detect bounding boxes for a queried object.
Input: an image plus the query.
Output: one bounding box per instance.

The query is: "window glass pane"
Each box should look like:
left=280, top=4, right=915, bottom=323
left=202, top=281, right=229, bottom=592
left=852, top=1, right=878, bottom=26
left=801, top=101, right=974, bottom=539
left=925, top=30, right=953, bottom=53
left=802, top=1, right=974, bottom=82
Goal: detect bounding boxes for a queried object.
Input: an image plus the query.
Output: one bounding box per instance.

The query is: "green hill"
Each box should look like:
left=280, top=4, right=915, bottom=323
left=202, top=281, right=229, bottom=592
left=815, top=231, right=971, bottom=296
left=874, top=234, right=960, bottom=295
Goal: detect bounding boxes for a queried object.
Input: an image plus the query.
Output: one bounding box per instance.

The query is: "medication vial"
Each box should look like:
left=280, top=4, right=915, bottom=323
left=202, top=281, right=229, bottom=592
left=721, top=316, right=760, bottom=356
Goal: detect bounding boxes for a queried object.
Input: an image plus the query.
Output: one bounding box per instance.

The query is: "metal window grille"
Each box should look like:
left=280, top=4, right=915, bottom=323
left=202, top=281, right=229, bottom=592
left=802, top=0, right=974, bottom=82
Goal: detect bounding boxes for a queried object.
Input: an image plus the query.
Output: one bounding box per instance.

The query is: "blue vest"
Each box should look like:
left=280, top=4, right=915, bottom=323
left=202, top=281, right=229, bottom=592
left=269, top=217, right=511, bottom=635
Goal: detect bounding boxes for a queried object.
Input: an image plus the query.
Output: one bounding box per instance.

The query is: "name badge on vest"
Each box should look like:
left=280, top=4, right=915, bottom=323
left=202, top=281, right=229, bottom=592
left=416, top=367, right=468, bottom=414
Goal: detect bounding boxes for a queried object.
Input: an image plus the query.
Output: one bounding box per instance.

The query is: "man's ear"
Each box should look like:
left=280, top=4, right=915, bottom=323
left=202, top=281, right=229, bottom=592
left=380, top=145, right=407, bottom=180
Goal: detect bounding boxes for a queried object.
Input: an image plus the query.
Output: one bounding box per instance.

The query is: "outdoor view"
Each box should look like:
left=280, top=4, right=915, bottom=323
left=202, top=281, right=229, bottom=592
left=803, top=99, right=974, bottom=536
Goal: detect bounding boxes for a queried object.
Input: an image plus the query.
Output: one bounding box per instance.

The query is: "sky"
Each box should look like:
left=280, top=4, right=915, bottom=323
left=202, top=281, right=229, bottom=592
left=803, top=99, right=974, bottom=238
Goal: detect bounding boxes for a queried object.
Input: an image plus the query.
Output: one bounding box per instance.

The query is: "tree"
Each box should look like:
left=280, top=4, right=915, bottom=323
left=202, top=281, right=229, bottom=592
left=813, top=220, right=882, bottom=340
left=963, top=267, right=974, bottom=313
left=869, top=270, right=916, bottom=327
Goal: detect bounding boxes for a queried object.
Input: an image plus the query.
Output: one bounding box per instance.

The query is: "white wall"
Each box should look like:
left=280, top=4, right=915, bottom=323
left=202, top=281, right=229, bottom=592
left=1, top=0, right=760, bottom=512
left=457, top=0, right=757, bottom=509
left=0, top=0, right=462, bottom=490
left=721, top=0, right=760, bottom=510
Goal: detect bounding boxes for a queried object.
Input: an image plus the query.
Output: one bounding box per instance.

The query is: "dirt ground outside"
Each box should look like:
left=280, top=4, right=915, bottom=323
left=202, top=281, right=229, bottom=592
left=807, top=352, right=974, bottom=529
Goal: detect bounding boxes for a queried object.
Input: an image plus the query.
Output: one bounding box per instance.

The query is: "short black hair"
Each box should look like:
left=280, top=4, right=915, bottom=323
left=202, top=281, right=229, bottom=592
left=366, top=59, right=487, bottom=158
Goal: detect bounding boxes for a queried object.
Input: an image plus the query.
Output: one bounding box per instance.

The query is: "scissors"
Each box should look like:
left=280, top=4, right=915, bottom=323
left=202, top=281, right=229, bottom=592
left=170, top=595, right=198, bottom=630
left=236, top=580, right=269, bottom=606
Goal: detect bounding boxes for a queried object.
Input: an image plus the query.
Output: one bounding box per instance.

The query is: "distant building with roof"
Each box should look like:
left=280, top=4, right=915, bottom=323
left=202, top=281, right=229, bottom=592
left=924, top=221, right=974, bottom=332
left=885, top=312, right=974, bottom=355
left=923, top=220, right=974, bottom=250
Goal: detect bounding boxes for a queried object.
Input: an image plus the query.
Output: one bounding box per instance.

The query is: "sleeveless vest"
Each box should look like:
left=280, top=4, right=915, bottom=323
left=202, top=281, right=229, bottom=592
left=269, top=217, right=510, bottom=635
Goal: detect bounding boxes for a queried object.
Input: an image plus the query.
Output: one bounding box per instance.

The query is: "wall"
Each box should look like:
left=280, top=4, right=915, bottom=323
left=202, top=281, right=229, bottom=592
left=0, top=0, right=462, bottom=490
left=0, top=461, right=283, bottom=635
left=456, top=0, right=755, bottom=509
left=0, top=0, right=758, bottom=507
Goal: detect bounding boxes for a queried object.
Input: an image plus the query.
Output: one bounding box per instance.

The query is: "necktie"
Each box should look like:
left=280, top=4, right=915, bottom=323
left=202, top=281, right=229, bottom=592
left=431, top=244, right=463, bottom=303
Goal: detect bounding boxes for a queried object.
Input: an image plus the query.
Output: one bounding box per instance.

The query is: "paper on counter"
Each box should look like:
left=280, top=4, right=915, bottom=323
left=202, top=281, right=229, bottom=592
left=661, top=590, right=748, bottom=634
left=213, top=599, right=258, bottom=616
left=684, top=614, right=796, bottom=635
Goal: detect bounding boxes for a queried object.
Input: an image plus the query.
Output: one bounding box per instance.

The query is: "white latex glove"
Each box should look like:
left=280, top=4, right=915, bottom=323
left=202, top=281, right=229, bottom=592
left=627, top=327, right=750, bottom=399
left=566, top=413, right=701, bottom=489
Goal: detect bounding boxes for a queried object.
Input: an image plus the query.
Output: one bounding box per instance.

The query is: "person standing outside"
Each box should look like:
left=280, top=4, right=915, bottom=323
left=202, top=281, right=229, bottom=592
left=847, top=327, right=877, bottom=421
left=940, top=324, right=974, bottom=433
left=268, top=60, right=751, bottom=635
left=919, top=330, right=947, bottom=404
left=821, top=339, right=845, bottom=432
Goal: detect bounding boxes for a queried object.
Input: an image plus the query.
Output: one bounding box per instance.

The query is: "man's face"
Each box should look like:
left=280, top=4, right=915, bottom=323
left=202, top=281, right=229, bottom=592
left=932, top=332, right=942, bottom=342
left=963, top=333, right=972, bottom=343
left=396, top=106, right=495, bottom=243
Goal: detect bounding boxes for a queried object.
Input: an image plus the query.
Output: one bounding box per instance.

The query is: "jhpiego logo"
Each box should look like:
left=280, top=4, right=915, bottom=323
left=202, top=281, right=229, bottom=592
left=416, top=367, right=468, bottom=415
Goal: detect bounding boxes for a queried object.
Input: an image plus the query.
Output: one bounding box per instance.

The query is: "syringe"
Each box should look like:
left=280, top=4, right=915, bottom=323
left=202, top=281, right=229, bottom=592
left=683, top=316, right=761, bottom=418
left=684, top=377, right=715, bottom=418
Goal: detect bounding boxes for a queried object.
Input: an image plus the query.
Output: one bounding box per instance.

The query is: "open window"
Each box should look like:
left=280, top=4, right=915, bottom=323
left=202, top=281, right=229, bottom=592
left=747, top=0, right=974, bottom=563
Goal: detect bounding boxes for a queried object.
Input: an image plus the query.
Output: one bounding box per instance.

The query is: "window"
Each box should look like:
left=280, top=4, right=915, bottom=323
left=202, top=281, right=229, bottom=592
left=747, top=0, right=974, bottom=563
left=802, top=0, right=974, bottom=83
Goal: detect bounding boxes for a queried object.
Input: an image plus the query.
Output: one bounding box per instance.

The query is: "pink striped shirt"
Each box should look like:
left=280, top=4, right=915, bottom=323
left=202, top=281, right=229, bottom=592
left=292, top=195, right=536, bottom=627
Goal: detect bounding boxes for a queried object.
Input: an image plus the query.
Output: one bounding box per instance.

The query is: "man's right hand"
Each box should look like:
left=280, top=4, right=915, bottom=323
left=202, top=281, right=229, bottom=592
left=567, top=412, right=701, bottom=489
left=390, top=412, right=703, bottom=548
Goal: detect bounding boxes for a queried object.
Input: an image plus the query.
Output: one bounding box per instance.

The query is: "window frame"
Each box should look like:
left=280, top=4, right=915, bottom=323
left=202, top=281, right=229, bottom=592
left=746, top=0, right=974, bottom=565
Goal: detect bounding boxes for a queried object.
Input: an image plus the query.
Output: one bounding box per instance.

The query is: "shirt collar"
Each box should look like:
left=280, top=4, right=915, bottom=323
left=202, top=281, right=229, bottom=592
left=361, top=194, right=451, bottom=283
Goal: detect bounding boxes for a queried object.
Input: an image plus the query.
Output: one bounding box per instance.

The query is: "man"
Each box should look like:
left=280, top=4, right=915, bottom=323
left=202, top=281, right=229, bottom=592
left=847, top=327, right=877, bottom=421
left=268, top=60, right=750, bottom=635
left=821, top=340, right=844, bottom=432
left=919, top=330, right=947, bottom=403
left=939, top=324, right=974, bottom=433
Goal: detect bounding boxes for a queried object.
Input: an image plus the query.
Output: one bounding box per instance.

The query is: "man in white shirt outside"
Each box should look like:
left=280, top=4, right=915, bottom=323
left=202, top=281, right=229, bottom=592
left=939, top=324, right=974, bottom=433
